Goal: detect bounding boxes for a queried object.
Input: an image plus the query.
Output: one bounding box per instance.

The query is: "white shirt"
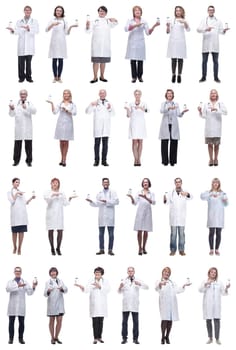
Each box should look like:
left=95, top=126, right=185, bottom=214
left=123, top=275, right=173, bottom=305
left=197, top=16, right=224, bottom=52
left=7, top=188, right=28, bottom=226
left=9, top=100, right=36, bottom=140
left=119, top=277, right=148, bottom=312
left=90, top=188, right=119, bottom=226
left=15, top=17, right=39, bottom=56
left=84, top=278, right=110, bottom=317
left=201, top=101, right=227, bottom=137
left=6, top=278, right=34, bottom=316
left=165, top=190, right=192, bottom=226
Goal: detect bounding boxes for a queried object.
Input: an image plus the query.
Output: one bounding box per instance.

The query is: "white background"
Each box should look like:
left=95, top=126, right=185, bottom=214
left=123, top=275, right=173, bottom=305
left=0, top=0, right=235, bottom=349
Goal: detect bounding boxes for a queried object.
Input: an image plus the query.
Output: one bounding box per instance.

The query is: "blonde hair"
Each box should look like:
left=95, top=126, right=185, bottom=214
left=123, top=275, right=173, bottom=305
left=162, top=267, right=171, bottom=277
left=63, top=89, right=72, bottom=102
left=210, top=89, right=219, bottom=101
left=210, top=178, right=221, bottom=192
left=208, top=267, right=218, bottom=281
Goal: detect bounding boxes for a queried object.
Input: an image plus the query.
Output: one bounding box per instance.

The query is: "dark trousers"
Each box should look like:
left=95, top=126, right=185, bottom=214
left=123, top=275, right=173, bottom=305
left=94, top=137, right=108, bottom=164
left=9, top=316, right=25, bottom=340
left=13, top=140, right=32, bottom=165
left=130, top=60, right=143, bottom=79
left=92, top=317, right=104, bottom=339
left=202, top=52, right=219, bottom=79
left=206, top=319, right=220, bottom=340
left=18, top=55, right=32, bottom=81
left=161, top=124, right=178, bottom=166
left=122, top=311, right=139, bottom=341
left=99, top=226, right=114, bottom=251
left=209, top=228, right=222, bottom=250
left=171, top=58, right=183, bottom=75
left=52, top=58, right=64, bottom=78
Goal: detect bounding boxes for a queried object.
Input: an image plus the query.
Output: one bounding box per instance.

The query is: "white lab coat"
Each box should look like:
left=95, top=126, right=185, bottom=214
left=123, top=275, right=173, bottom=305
left=199, top=280, right=227, bottom=319
left=87, top=17, right=117, bottom=57
left=84, top=278, right=110, bottom=317
left=159, top=101, right=183, bottom=140
left=44, top=278, right=68, bottom=316
left=6, top=278, right=34, bottom=316
left=125, top=19, right=149, bottom=60
left=133, top=191, right=156, bottom=232
left=200, top=191, right=228, bottom=228
left=90, top=189, right=119, bottom=227
left=155, top=280, right=184, bottom=321
left=128, top=102, right=149, bottom=139
left=197, top=16, right=224, bottom=52
left=53, top=102, right=77, bottom=140
left=46, top=18, right=68, bottom=58
left=201, top=102, right=227, bottom=138
left=85, top=100, right=114, bottom=138
left=44, top=191, right=70, bottom=230
left=7, top=188, right=28, bottom=227
left=167, top=19, right=190, bottom=58
left=165, top=190, right=192, bottom=226
left=9, top=101, right=36, bottom=140
left=15, top=17, right=39, bottom=56
left=119, top=277, right=148, bottom=312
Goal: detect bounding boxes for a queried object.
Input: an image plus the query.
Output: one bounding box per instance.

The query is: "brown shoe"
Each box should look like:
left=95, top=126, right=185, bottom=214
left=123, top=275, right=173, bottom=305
left=169, top=252, right=175, bottom=256
left=179, top=251, right=186, bottom=256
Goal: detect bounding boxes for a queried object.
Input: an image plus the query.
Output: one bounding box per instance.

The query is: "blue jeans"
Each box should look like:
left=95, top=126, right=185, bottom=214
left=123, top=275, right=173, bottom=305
left=202, top=52, right=219, bottom=79
left=122, top=311, right=139, bottom=341
left=170, top=226, right=185, bottom=252
left=99, top=226, right=114, bottom=251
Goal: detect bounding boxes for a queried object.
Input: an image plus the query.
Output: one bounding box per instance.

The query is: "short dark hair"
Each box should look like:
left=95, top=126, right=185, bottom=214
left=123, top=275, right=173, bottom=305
left=102, top=177, right=109, bottom=183
left=12, top=177, right=20, bottom=184
left=94, top=266, right=104, bottom=275
left=208, top=5, right=215, bottom=11
left=141, top=178, right=151, bottom=188
left=98, top=6, right=108, bottom=14
left=24, top=5, right=32, bottom=11
left=54, top=6, right=65, bottom=17
left=49, top=267, right=59, bottom=276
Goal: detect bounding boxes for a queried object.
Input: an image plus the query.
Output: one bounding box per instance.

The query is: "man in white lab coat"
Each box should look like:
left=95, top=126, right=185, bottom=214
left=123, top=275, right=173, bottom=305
left=197, top=5, right=229, bottom=83
left=9, top=89, right=36, bottom=166
left=164, top=178, right=192, bottom=256
left=7, top=6, right=39, bottom=82
left=85, top=89, right=114, bottom=166
left=118, top=267, right=148, bottom=344
left=86, top=178, right=119, bottom=255
left=6, top=267, right=37, bottom=344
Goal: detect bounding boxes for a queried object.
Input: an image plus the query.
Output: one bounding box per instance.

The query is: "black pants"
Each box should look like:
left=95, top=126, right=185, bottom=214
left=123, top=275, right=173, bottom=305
left=202, top=52, right=219, bottom=79
left=171, top=58, right=183, bottom=75
left=92, top=317, right=104, bottom=339
left=130, top=60, right=143, bottom=80
left=161, top=124, right=178, bottom=166
left=18, top=55, right=32, bottom=81
left=52, top=58, right=63, bottom=78
left=94, top=137, right=108, bottom=164
left=13, top=140, right=32, bottom=165
left=206, top=319, right=220, bottom=340
left=209, top=228, right=222, bottom=250
left=122, top=311, right=139, bottom=341
left=9, top=316, right=25, bottom=340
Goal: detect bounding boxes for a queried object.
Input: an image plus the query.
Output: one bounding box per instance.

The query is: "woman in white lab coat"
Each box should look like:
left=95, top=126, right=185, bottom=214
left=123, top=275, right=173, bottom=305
left=86, top=6, right=118, bottom=83
left=44, top=178, right=75, bottom=255
left=200, top=178, right=228, bottom=255
left=47, top=89, right=77, bottom=166
left=166, top=6, right=190, bottom=83
left=127, top=178, right=155, bottom=255
left=155, top=267, right=190, bottom=344
left=75, top=267, right=110, bottom=344
left=198, top=89, right=227, bottom=166
left=7, top=178, right=35, bottom=255
left=44, top=267, right=68, bottom=344
left=159, top=89, right=188, bottom=166
left=199, top=267, right=230, bottom=344
left=125, top=6, right=159, bottom=82
left=46, top=6, right=77, bottom=82
left=124, top=89, right=149, bottom=166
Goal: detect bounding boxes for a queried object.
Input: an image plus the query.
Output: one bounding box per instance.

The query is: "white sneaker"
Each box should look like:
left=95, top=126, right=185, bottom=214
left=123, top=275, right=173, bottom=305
left=206, top=338, right=213, bottom=344
left=52, top=79, right=57, bottom=83
left=216, top=340, right=221, bottom=345
left=58, top=78, right=63, bottom=83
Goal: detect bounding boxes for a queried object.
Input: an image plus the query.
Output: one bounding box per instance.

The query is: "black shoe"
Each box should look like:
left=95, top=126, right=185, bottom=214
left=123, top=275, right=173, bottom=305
left=8, top=339, right=13, bottom=344
left=98, top=339, right=104, bottom=343
left=26, top=162, right=32, bottom=167
left=55, top=338, right=62, bottom=344
left=133, top=339, right=140, bottom=344
left=199, top=77, right=206, bottom=82
left=59, top=162, right=63, bottom=166
left=165, top=337, right=170, bottom=344
left=51, top=339, right=56, bottom=344
left=93, top=340, right=98, bottom=344
left=90, top=79, right=98, bottom=83
left=102, top=161, right=109, bottom=166
left=96, top=250, right=105, bottom=255
left=19, top=339, right=25, bottom=344
left=131, top=78, right=137, bottom=83
left=51, top=248, right=56, bottom=255
left=138, top=78, right=143, bottom=82
left=61, top=162, right=66, bottom=167
left=171, top=75, right=176, bottom=83
left=214, top=78, right=221, bottom=83
left=56, top=248, right=62, bottom=255
left=26, top=79, right=34, bottom=83
left=177, top=75, right=181, bottom=83
left=12, top=162, right=19, bottom=166
left=108, top=250, right=115, bottom=256
left=142, top=249, right=147, bottom=254
left=100, top=77, right=108, bottom=82
left=18, top=79, right=25, bottom=83
left=161, top=338, right=165, bottom=344
left=93, top=161, right=99, bottom=166
left=121, top=339, right=127, bottom=344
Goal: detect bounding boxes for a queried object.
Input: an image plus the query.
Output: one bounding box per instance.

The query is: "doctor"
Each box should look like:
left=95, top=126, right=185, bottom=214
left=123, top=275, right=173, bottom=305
left=75, top=267, right=110, bottom=344
left=6, top=266, right=37, bottom=344
left=86, top=6, right=118, bottom=83
left=9, top=89, right=36, bottom=167
left=44, top=267, right=68, bottom=344
left=164, top=177, right=192, bottom=256
left=118, top=266, right=148, bottom=344
left=197, top=5, right=229, bottom=83
left=86, top=178, right=119, bottom=255
left=85, top=89, right=114, bottom=166
left=7, top=6, right=39, bottom=82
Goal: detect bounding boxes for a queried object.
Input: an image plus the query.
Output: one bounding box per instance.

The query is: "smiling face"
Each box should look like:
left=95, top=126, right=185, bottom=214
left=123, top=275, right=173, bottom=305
left=208, top=6, right=215, bottom=17
left=51, top=179, right=60, bottom=191
left=175, top=178, right=182, bottom=190
left=212, top=179, right=220, bottom=191
left=13, top=179, right=20, bottom=189
left=14, top=267, right=22, bottom=278
left=24, top=7, right=32, bottom=19
left=175, top=7, right=183, bottom=18
left=63, top=90, right=72, bottom=102
left=208, top=268, right=217, bottom=280
left=127, top=267, right=135, bottom=278
left=94, top=271, right=102, bottom=280
left=99, top=89, right=107, bottom=100
left=134, top=90, right=142, bottom=101
left=209, top=89, right=218, bottom=102
left=162, top=268, right=171, bottom=280
left=98, top=8, right=107, bottom=18
left=102, top=178, right=110, bottom=189
left=142, top=178, right=150, bottom=190
left=133, top=6, right=142, bottom=18
left=19, top=90, right=28, bottom=102
left=55, top=7, right=63, bottom=18
left=166, top=90, right=174, bottom=101
left=50, top=270, right=58, bottom=279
